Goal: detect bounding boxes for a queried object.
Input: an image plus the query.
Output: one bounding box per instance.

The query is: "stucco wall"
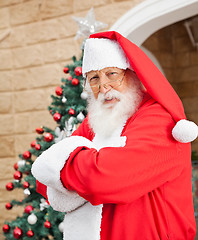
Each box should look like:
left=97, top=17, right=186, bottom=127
left=0, top=0, right=144, bottom=236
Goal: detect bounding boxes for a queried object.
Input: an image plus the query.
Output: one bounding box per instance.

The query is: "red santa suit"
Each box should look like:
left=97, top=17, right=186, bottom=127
left=32, top=31, right=197, bottom=240
left=62, top=93, right=196, bottom=240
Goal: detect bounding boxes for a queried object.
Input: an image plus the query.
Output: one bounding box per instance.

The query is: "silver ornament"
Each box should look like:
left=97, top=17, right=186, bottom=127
left=54, top=126, right=65, bottom=143
left=24, top=188, right=31, bottom=196
left=17, top=160, right=25, bottom=168
left=58, top=222, right=64, bottom=232
left=65, top=117, right=75, bottom=137
left=28, top=213, right=37, bottom=225
left=68, top=117, right=74, bottom=125
left=40, top=198, right=49, bottom=211
left=72, top=8, right=108, bottom=40
left=55, top=127, right=61, bottom=137
left=77, top=112, right=85, bottom=122
left=62, top=96, right=67, bottom=103
left=81, top=91, right=88, bottom=100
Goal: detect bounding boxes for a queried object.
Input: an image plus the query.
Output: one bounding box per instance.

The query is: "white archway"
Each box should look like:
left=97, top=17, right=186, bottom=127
left=110, top=0, right=198, bottom=46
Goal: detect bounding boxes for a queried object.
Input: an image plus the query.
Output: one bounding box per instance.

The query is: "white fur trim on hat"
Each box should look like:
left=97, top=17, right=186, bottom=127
left=172, top=119, right=198, bottom=143
left=82, top=38, right=132, bottom=77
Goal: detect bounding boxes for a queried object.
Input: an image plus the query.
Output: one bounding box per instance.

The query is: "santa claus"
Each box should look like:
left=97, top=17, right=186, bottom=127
left=32, top=31, right=197, bottom=240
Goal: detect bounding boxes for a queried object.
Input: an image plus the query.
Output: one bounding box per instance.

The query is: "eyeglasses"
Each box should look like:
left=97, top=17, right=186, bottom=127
left=87, top=69, right=127, bottom=93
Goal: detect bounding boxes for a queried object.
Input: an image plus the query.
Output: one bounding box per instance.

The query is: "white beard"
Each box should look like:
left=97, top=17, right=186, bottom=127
left=87, top=79, right=144, bottom=137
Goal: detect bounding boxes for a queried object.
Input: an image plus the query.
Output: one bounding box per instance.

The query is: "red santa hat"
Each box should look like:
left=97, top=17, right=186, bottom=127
left=82, top=31, right=198, bottom=143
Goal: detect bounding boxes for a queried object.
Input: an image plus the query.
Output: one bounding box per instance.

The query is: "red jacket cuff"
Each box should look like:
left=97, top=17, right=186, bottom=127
left=36, top=180, right=48, bottom=200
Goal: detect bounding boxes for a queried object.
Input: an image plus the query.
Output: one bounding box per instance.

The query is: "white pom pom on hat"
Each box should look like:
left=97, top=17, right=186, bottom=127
left=172, top=119, right=198, bottom=143
left=84, top=31, right=198, bottom=143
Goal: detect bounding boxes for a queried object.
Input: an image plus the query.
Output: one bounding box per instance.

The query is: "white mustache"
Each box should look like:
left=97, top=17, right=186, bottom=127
left=97, top=89, right=122, bottom=102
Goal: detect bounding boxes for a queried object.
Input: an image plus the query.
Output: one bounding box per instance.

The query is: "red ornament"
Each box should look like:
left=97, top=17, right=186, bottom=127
left=3, top=224, right=10, bottom=233
left=68, top=76, right=72, bottom=81
left=23, top=181, right=29, bottom=189
left=44, top=133, right=54, bottom=142
left=13, top=227, right=23, bottom=239
left=69, top=108, right=75, bottom=115
left=14, top=171, right=22, bottom=180
left=14, top=162, right=18, bottom=170
left=23, top=151, right=31, bottom=160
left=35, top=127, right=44, bottom=134
left=6, top=182, right=14, bottom=191
left=53, top=112, right=61, bottom=122
left=72, top=78, right=79, bottom=86
left=74, top=66, right=82, bottom=76
left=27, top=229, right=34, bottom=237
left=5, top=202, right=12, bottom=210
left=44, top=220, right=51, bottom=229
left=63, top=67, right=69, bottom=74
left=24, top=205, right=33, bottom=214
left=35, top=144, right=41, bottom=150
left=55, top=86, right=63, bottom=96
left=30, top=140, right=36, bottom=148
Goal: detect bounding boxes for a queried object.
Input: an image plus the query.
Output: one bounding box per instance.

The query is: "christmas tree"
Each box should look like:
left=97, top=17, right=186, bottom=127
left=2, top=8, right=108, bottom=239
left=3, top=56, right=88, bottom=239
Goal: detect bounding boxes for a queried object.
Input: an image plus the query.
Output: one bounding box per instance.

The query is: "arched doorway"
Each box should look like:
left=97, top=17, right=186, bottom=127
left=110, top=0, right=198, bottom=46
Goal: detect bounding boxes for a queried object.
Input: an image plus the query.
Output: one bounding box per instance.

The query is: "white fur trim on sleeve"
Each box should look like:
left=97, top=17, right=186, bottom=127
left=172, top=119, right=198, bottom=143
left=31, top=136, right=95, bottom=212
left=32, top=136, right=95, bottom=188
left=47, top=187, right=87, bottom=213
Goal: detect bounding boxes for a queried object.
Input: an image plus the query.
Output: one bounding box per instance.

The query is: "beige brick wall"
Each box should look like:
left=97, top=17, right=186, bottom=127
left=143, top=19, right=198, bottom=152
left=0, top=0, right=143, bottom=237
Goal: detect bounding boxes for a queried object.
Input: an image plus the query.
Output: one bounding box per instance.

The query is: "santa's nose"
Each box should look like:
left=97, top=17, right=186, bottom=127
left=99, top=74, right=112, bottom=94
left=99, top=84, right=112, bottom=94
